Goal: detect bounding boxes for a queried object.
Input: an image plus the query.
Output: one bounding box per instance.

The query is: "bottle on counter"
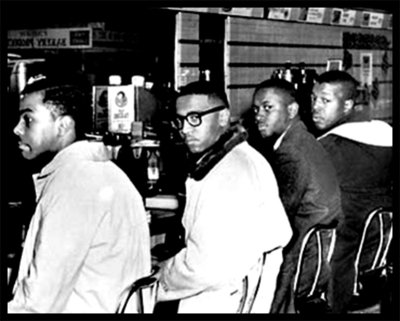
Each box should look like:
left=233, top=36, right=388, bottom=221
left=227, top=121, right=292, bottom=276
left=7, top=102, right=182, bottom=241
left=109, top=75, right=122, bottom=86
left=147, top=149, right=161, bottom=194
left=299, top=62, right=307, bottom=86
left=283, top=61, right=293, bottom=83
left=199, top=69, right=211, bottom=82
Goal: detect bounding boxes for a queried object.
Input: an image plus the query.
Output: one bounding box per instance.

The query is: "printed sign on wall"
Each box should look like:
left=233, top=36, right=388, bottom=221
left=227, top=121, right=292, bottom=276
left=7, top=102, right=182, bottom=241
left=219, top=8, right=263, bottom=18
left=306, top=8, right=325, bottom=24
left=267, top=8, right=292, bottom=20
left=340, top=9, right=356, bottom=26
left=331, top=8, right=343, bottom=25
left=362, top=11, right=384, bottom=28
left=8, top=28, right=92, bottom=49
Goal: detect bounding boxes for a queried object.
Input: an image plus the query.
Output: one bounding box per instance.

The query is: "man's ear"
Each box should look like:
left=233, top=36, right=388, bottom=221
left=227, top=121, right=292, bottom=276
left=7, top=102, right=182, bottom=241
left=287, top=102, right=299, bottom=119
left=218, top=108, right=231, bottom=126
left=343, top=99, right=354, bottom=115
left=57, top=115, right=75, bottom=136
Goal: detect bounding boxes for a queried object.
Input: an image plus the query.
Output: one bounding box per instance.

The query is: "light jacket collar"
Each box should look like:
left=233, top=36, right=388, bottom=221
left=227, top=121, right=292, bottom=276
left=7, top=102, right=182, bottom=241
left=317, top=120, right=392, bottom=147
left=37, top=140, right=111, bottom=178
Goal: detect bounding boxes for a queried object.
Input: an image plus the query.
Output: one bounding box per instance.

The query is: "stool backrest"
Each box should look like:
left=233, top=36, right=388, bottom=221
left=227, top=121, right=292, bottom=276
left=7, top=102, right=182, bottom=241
left=353, top=207, right=393, bottom=296
left=238, top=247, right=282, bottom=313
left=116, top=273, right=159, bottom=313
left=293, top=222, right=337, bottom=312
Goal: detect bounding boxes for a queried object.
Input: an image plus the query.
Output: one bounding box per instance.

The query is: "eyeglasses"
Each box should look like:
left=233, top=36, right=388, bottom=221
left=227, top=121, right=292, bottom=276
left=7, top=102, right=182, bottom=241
left=171, top=105, right=226, bottom=130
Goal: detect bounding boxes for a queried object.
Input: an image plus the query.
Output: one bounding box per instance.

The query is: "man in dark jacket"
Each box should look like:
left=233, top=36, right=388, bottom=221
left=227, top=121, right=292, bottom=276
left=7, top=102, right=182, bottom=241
left=311, top=70, right=392, bottom=313
left=251, top=78, right=342, bottom=313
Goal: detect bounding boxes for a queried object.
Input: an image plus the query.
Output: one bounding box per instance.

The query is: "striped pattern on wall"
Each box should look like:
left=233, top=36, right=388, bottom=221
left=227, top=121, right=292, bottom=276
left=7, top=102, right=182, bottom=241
left=174, top=11, right=392, bottom=123
left=226, top=16, right=393, bottom=121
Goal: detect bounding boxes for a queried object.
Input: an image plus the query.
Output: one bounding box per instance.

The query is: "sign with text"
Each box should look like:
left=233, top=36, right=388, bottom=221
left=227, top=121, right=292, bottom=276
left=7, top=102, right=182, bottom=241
left=108, top=85, right=135, bottom=134
left=306, top=8, right=325, bottom=24
left=218, top=8, right=263, bottom=18
left=267, top=8, right=292, bottom=21
left=8, top=28, right=92, bottom=49
left=331, top=8, right=343, bottom=25
left=361, top=11, right=384, bottom=28
left=340, top=9, right=356, bottom=26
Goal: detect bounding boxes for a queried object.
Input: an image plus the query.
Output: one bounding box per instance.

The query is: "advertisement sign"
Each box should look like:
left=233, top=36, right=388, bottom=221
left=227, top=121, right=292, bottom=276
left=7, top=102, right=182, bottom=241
left=360, top=53, right=373, bottom=86
left=340, top=9, right=356, bottom=26
left=8, top=28, right=92, bottom=49
left=297, top=8, right=309, bottom=21
left=306, top=8, right=325, bottom=24
left=361, top=11, right=384, bottom=28
left=267, top=8, right=292, bottom=21
left=218, top=8, right=263, bottom=18
left=108, top=85, right=135, bottom=134
left=331, top=8, right=343, bottom=25
left=166, top=7, right=209, bottom=13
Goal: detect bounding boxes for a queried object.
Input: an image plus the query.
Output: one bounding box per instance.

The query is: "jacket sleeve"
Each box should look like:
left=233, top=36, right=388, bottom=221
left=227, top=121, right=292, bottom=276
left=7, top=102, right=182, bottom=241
left=273, top=153, right=309, bottom=218
left=8, top=182, right=104, bottom=313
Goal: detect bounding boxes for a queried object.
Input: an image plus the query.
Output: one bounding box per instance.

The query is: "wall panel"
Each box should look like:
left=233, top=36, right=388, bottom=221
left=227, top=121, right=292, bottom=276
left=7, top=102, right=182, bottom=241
left=174, top=10, right=392, bottom=123
left=226, top=16, right=392, bottom=122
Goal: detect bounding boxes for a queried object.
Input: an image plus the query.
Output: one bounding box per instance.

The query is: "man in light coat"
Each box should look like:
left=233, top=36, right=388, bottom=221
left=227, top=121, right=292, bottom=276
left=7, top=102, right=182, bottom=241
left=155, top=81, right=292, bottom=313
left=8, top=75, right=151, bottom=313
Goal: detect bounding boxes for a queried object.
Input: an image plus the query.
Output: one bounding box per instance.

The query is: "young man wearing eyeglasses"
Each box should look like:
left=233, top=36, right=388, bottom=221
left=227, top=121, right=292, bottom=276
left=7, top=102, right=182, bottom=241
left=154, top=81, right=292, bottom=313
left=251, top=78, right=342, bottom=313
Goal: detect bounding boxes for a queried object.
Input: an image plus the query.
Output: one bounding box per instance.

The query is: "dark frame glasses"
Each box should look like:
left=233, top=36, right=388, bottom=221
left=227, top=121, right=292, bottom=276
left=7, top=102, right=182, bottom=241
left=171, top=105, right=226, bottom=130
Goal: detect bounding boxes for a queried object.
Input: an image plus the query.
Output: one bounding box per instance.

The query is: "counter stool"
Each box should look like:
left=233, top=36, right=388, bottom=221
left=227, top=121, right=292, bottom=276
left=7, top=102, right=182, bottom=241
left=348, top=207, right=393, bottom=313
left=293, top=222, right=337, bottom=314
left=116, top=268, right=159, bottom=313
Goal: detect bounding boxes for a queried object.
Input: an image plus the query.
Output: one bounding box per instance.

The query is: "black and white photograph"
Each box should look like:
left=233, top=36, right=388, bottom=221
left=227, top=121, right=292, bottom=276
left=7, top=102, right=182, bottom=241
left=2, top=1, right=397, bottom=318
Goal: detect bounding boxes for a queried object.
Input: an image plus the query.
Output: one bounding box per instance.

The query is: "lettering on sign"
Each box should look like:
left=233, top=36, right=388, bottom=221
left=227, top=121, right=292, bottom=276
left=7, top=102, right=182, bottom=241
left=8, top=28, right=92, bottom=49
left=36, top=38, right=67, bottom=47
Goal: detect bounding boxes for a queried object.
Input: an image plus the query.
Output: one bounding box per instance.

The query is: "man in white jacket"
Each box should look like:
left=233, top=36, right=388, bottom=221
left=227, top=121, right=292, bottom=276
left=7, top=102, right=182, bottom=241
left=155, top=81, right=292, bottom=313
left=8, top=75, right=151, bottom=313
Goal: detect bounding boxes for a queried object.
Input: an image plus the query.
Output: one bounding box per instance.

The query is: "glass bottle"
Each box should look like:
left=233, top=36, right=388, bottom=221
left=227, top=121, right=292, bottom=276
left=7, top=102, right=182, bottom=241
left=284, top=61, right=293, bottom=83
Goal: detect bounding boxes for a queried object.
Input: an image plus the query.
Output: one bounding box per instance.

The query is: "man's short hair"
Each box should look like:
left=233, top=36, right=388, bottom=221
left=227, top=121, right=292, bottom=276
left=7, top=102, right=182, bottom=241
left=315, top=70, right=359, bottom=101
left=21, top=75, right=91, bottom=139
left=254, top=78, right=296, bottom=105
left=177, top=81, right=230, bottom=108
